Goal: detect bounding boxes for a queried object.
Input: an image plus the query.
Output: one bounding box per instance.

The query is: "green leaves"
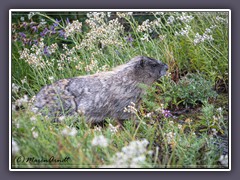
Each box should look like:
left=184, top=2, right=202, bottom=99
left=150, top=73, right=217, bottom=108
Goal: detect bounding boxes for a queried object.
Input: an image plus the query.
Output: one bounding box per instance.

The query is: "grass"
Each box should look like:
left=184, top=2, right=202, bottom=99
left=11, top=11, right=229, bottom=169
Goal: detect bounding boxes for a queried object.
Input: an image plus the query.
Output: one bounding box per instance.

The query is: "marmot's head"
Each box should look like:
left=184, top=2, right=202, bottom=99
left=130, top=56, right=168, bottom=85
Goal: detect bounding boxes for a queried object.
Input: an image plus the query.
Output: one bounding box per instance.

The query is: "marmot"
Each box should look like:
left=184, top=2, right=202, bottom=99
left=33, top=56, right=168, bottom=123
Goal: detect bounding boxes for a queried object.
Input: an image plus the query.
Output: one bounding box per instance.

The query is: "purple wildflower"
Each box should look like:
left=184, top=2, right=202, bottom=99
left=53, top=19, right=61, bottom=27
left=33, top=39, right=38, bottom=45
left=50, top=25, right=55, bottom=31
left=43, top=46, right=51, bottom=56
left=22, top=22, right=28, bottom=29
left=125, top=34, right=134, bottom=43
left=30, top=22, right=35, bottom=26
left=31, top=26, right=38, bottom=33
left=58, top=29, right=65, bottom=38
left=124, top=34, right=134, bottom=46
left=22, top=38, right=29, bottom=45
left=19, top=32, right=26, bottom=38
left=40, top=28, right=49, bottom=37
left=162, top=110, right=172, bottom=118
left=50, top=25, right=56, bottom=34
left=66, top=17, right=70, bottom=24
left=29, top=39, right=38, bottom=46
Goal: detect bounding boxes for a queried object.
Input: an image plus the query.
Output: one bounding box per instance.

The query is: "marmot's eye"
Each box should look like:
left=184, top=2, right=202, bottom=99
left=152, top=64, right=158, bottom=67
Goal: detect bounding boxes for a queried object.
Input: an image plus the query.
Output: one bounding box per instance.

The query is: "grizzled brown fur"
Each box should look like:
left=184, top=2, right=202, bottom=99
left=33, top=56, right=168, bottom=123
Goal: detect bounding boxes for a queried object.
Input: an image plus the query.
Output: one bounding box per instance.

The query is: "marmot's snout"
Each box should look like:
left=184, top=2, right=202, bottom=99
left=159, top=63, right=169, bottom=77
left=164, top=64, right=168, bottom=71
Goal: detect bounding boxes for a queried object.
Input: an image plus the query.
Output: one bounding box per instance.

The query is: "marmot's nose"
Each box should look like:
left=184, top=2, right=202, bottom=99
left=164, top=64, right=168, bottom=71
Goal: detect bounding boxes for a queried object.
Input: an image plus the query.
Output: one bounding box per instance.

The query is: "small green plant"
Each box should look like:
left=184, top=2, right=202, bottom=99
left=153, top=73, right=217, bottom=108
left=197, top=101, right=227, bottom=134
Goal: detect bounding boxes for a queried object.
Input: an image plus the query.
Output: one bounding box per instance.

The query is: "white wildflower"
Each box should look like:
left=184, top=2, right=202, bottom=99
left=154, top=12, right=164, bottom=16
left=122, top=139, right=149, bottom=157
left=181, top=25, right=191, bottom=36
left=29, top=95, right=36, bottom=104
left=165, top=132, right=176, bottom=144
left=30, top=116, right=37, bottom=123
left=144, top=112, right=154, bottom=118
left=213, top=115, right=218, bottom=121
left=12, top=104, right=16, bottom=111
left=83, top=17, right=124, bottom=50
left=106, top=139, right=151, bottom=168
left=109, top=124, right=118, bottom=134
left=91, top=135, right=108, bottom=147
left=219, top=154, right=228, bottom=167
left=20, top=17, right=25, bottom=21
left=137, top=19, right=152, bottom=33
left=28, top=12, right=36, bottom=20
left=205, top=28, right=211, bottom=34
left=22, top=94, right=28, bottom=102
left=64, top=20, right=82, bottom=38
left=159, top=35, right=166, bottom=41
left=140, top=33, right=150, bottom=42
left=86, top=12, right=106, bottom=29
left=167, top=16, right=175, bottom=24
left=217, top=107, right=222, bottom=112
left=32, top=131, right=39, bottom=139
left=116, top=12, right=133, bottom=18
left=166, top=72, right=172, bottom=77
left=156, top=104, right=164, bottom=112
left=15, top=95, right=29, bottom=106
left=175, top=25, right=191, bottom=37
left=31, top=107, right=39, bottom=113
left=193, top=33, right=202, bottom=45
left=94, top=126, right=102, bottom=132
left=49, top=43, right=58, bottom=53
left=12, top=139, right=20, bottom=155
left=210, top=25, right=217, bottom=29
left=39, top=18, right=46, bottom=25
left=58, top=116, right=65, bottom=122
left=61, top=128, right=69, bottom=136
left=12, top=83, right=20, bottom=93
left=48, top=76, right=54, bottom=81
left=61, top=126, right=78, bottom=137
left=69, top=128, right=77, bottom=136
left=123, top=102, right=138, bottom=114
left=216, top=16, right=227, bottom=23
left=130, top=155, right=146, bottom=167
left=212, top=128, right=217, bottom=136
left=21, top=76, right=27, bottom=84
left=107, top=12, right=111, bottom=18
left=178, top=124, right=182, bottom=130
left=177, top=13, right=194, bottom=23
left=19, top=42, right=48, bottom=69
left=193, top=28, right=214, bottom=45
left=16, top=122, right=20, bottom=129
